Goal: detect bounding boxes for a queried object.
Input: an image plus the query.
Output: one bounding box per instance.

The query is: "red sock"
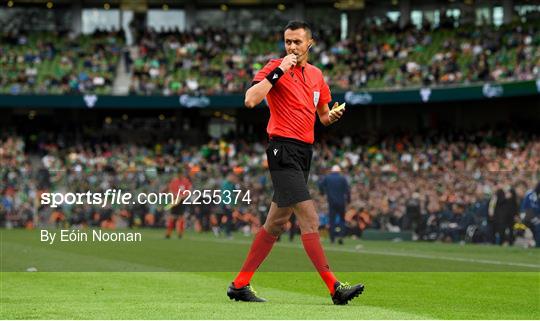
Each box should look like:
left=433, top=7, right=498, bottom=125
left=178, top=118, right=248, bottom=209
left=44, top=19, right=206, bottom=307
left=233, top=228, right=277, bottom=288
left=166, top=218, right=174, bottom=237
left=301, top=232, right=338, bottom=295
left=176, top=217, right=185, bottom=236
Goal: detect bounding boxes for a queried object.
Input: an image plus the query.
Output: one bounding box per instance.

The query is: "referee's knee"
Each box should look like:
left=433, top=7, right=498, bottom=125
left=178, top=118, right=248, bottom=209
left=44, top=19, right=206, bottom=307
left=263, top=222, right=286, bottom=237
left=299, top=224, right=319, bottom=234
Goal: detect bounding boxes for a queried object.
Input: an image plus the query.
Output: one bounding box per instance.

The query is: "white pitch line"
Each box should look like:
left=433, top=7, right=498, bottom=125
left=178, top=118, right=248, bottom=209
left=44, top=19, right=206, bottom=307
left=187, top=236, right=540, bottom=269
left=323, top=246, right=540, bottom=269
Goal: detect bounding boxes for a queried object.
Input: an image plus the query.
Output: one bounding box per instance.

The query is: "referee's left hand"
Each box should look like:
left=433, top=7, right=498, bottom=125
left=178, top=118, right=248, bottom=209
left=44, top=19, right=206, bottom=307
left=329, top=102, right=345, bottom=123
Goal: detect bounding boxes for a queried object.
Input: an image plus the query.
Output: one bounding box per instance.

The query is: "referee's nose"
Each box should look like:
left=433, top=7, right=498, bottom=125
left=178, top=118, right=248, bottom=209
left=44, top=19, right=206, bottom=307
left=290, top=49, right=299, bottom=55
left=288, top=44, right=297, bottom=54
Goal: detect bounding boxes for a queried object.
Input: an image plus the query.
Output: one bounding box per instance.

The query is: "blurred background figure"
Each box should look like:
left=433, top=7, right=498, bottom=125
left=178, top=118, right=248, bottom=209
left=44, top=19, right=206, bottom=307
left=319, top=165, right=350, bottom=244
left=489, top=186, right=518, bottom=245
left=520, top=182, right=540, bottom=247
left=165, top=168, right=191, bottom=239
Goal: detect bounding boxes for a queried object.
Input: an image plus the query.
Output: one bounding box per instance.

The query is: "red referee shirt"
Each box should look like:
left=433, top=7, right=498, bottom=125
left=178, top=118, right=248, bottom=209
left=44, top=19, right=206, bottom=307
left=253, top=58, right=331, bottom=144
left=169, top=176, right=192, bottom=196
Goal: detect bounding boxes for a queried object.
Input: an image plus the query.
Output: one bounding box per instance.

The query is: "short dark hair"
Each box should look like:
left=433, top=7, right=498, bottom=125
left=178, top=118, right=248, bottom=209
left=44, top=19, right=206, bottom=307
left=284, top=20, right=312, bottom=39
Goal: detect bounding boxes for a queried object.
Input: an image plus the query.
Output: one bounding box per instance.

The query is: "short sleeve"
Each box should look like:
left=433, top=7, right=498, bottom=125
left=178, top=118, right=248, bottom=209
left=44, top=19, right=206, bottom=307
left=253, top=59, right=282, bottom=83
left=317, top=75, right=332, bottom=108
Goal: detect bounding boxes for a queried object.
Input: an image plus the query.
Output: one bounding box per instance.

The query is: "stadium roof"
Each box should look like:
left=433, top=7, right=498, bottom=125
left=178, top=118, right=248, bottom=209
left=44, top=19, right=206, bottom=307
left=6, top=0, right=536, bottom=9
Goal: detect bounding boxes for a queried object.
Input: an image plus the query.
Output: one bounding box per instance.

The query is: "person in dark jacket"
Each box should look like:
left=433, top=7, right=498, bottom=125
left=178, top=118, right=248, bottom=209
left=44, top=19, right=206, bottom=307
left=520, top=182, right=540, bottom=247
left=489, top=186, right=518, bottom=245
left=319, top=165, right=350, bottom=244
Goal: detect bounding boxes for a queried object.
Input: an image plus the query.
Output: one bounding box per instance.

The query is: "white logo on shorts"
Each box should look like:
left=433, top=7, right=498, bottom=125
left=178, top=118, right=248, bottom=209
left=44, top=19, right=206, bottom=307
left=273, top=149, right=278, bottom=156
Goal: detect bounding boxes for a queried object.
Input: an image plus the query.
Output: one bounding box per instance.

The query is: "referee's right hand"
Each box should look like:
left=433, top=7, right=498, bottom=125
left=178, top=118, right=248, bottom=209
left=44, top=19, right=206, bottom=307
left=279, top=54, right=297, bottom=73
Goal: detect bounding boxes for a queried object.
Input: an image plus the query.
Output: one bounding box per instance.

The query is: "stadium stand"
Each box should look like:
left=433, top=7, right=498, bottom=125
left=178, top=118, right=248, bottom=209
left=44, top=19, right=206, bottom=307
left=1, top=20, right=538, bottom=95
left=2, top=129, right=538, bottom=244
left=1, top=1, right=539, bottom=248
left=0, top=30, right=123, bottom=94
left=121, top=20, right=540, bottom=94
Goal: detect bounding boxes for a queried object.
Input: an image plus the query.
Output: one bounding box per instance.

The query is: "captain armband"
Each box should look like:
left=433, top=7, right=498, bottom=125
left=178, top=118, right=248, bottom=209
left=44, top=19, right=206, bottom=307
left=265, top=67, right=284, bottom=86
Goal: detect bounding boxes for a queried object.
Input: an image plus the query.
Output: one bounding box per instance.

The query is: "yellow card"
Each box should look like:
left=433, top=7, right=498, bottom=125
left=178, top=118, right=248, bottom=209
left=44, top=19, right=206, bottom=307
left=333, top=102, right=346, bottom=112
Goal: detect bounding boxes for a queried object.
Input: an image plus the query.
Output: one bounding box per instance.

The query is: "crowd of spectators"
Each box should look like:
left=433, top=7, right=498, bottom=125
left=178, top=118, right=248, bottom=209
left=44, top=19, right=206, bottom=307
left=334, top=20, right=539, bottom=90
left=1, top=19, right=538, bottom=95
left=2, top=129, right=538, bottom=246
left=124, top=19, right=540, bottom=95
left=0, top=29, right=123, bottom=95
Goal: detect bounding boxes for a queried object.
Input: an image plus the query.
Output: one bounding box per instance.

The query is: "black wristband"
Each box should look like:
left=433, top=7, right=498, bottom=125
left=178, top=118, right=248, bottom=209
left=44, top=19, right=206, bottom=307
left=265, top=67, right=284, bottom=86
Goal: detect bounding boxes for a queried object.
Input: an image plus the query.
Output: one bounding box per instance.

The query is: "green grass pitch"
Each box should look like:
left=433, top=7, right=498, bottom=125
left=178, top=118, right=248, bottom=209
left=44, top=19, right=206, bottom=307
left=1, top=229, right=539, bottom=319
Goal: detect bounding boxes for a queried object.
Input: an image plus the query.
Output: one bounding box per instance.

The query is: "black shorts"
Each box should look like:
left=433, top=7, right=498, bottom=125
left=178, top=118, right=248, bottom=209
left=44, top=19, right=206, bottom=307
left=170, top=203, right=186, bottom=216
left=266, top=136, right=313, bottom=208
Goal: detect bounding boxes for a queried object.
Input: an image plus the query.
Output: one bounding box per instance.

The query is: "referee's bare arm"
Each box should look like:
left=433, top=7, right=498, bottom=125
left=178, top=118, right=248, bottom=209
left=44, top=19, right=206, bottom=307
left=317, top=102, right=344, bottom=126
left=244, top=54, right=297, bottom=108
left=244, top=80, right=272, bottom=108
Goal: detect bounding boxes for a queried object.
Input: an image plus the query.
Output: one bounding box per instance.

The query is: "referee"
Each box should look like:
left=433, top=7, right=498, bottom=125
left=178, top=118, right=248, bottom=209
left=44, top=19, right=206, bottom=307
left=227, top=21, right=364, bottom=305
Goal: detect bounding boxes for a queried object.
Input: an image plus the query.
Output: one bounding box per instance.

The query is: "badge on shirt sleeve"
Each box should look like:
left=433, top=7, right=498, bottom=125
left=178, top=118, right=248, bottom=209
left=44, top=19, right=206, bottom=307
left=313, top=91, right=320, bottom=107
